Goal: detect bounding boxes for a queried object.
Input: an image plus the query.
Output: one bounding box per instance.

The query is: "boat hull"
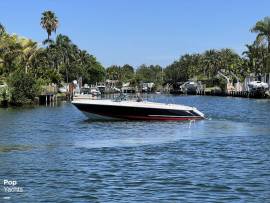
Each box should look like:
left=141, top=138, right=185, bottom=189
left=72, top=101, right=204, bottom=121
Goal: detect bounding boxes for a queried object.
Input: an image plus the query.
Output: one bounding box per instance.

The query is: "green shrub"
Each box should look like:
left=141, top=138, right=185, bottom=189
left=34, top=78, right=50, bottom=95
left=7, top=70, right=38, bottom=105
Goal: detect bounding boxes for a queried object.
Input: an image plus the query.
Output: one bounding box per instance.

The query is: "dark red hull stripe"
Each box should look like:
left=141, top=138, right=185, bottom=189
left=85, top=111, right=202, bottom=121
left=121, top=115, right=203, bottom=121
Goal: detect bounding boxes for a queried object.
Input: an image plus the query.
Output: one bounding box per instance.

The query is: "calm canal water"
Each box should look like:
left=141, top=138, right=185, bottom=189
left=0, top=95, right=270, bottom=202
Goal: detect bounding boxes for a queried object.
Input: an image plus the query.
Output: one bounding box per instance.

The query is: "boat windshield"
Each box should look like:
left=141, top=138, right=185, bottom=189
left=114, top=93, right=128, bottom=102
left=113, top=93, right=143, bottom=102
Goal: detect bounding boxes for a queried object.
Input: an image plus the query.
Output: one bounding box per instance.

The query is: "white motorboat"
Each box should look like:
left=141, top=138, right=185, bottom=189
left=72, top=95, right=205, bottom=121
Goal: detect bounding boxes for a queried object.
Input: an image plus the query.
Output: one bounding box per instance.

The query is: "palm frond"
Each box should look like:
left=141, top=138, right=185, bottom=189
left=255, top=33, right=267, bottom=45
left=42, top=39, right=54, bottom=45
left=0, top=22, right=5, bottom=35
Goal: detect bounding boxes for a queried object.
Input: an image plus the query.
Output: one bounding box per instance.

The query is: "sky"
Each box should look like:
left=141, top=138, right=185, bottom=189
left=0, top=0, right=269, bottom=68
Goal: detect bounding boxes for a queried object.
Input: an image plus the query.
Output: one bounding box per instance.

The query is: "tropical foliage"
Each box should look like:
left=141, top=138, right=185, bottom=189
left=40, top=10, right=59, bottom=44
left=136, top=64, right=163, bottom=85
left=0, top=10, right=105, bottom=104
left=0, top=23, right=5, bottom=36
left=164, top=49, right=244, bottom=85
left=106, top=64, right=134, bottom=82
left=164, top=17, right=270, bottom=85
left=242, top=42, right=268, bottom=75
left=105, top=64, right=164, bottom=87
left=7, top=70, right=38, bottom=105
left=250, top=17, right=270, bottom=73
left=1, top=13, right=270, bottom=104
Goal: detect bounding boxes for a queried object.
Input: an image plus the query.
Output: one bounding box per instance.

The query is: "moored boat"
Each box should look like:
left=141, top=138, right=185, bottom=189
left=248, top=81, right=269, bottom=92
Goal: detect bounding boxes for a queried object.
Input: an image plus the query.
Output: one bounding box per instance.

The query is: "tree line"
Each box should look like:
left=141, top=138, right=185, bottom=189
left=0, top=11, right=105, bottom=104
left=107, top=17, right=270, bottom=88
left=106, top=64, right=163, bottom=87
left=165, top=17, right=270, bottom=85
left=1, top=12, right=270, bottom=104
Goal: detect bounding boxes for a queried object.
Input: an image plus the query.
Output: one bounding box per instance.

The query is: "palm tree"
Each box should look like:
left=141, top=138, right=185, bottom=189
left=40, top=11, right=59, bottom=44
left=251, top=17, right=270, bottom=52
left=0, top=34, right=22, bottom=74
left=54, top=34, right=73, bottom=81
left=19, top=38, right=38, bottom=73
left=202, top=49, right=219, bottom=78
left=243, top=42, right=267, bottom=75
left=251, top=17, right=270, bottom=72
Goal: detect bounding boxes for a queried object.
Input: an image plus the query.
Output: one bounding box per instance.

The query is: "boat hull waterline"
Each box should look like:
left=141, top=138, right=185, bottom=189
left=72, top=100, right=205, bottom=121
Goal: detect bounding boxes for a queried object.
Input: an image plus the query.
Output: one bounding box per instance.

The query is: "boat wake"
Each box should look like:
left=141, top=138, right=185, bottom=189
left=74, top=117, right=268, bottom=149
left=75, top=134, right=184, bottom=149
left=74, top=121, right=201, bottom=149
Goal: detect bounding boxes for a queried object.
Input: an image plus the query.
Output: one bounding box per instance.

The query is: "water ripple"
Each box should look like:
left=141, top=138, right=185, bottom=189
left=0, top=96, right=270, bottom=202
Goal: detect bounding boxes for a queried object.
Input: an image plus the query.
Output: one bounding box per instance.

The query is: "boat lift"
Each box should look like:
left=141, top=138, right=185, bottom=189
left=217, top=71, right=234, bottom=93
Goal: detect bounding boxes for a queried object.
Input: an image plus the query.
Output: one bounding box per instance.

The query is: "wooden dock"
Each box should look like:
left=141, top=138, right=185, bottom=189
left=38, top=85, right=58, bottom=105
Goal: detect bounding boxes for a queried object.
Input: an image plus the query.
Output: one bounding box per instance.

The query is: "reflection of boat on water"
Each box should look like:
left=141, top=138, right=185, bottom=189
left=72, top=94, right=205, bottom=121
